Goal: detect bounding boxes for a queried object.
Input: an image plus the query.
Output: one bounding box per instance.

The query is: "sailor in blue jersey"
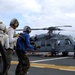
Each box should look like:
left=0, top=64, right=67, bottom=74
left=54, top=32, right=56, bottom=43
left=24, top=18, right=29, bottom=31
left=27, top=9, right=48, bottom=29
left=15, top=26, right=34, bottom=75
left=16, top=32, right=34, bottom=53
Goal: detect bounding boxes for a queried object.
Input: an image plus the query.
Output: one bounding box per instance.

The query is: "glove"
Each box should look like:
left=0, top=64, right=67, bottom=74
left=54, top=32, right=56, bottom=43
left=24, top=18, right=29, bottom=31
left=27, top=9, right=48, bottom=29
left=37, top=46, right=41, bottom=48
left=34, top=46, right=41, bottom=50
left=34, top=45, right=37, bottom=50
left=5, top=48, right=13, bottom=51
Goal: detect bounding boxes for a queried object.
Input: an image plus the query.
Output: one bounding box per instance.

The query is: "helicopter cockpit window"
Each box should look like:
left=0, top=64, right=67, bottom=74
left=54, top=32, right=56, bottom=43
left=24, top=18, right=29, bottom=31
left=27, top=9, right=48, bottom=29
left=41, top=40, right=45, bottom=46
left=65, top=39, right=72, bottom=45
left=34, top=35, right=38, bottom=41
left=46, top=40, right=51, bottom=46
left=57, top=40, right=60, bottom=46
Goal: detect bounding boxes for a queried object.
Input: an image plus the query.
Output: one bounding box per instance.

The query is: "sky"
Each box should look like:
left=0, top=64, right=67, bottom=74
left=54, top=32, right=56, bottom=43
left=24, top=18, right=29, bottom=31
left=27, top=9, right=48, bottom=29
left=0, top=0, right=75, bottom=37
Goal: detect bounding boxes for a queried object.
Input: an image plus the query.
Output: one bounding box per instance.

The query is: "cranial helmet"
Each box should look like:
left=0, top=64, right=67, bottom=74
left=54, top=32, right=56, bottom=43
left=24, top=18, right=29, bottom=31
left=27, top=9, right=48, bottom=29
left=0, top=21, right=3, bottom=24
left=0, top=23, right=6, bottom=31
left=23, top=26, right=31, bottom=33
left=10, top=18, right=19, bottom=28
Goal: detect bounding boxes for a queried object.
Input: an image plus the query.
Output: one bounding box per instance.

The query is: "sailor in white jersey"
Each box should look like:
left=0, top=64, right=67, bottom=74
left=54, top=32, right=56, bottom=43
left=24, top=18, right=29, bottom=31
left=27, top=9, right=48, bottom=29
left=0, top=21, right=10, bottom=75
left=7, top=18, right=19, bottom=49
left=0, top=21, right=9, bottom=50
left=6, top=18, right=19, bottom=75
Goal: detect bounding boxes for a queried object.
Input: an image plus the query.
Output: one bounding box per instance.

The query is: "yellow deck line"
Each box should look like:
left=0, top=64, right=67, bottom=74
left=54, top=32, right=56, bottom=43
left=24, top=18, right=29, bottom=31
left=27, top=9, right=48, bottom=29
left=11, top=61, right=75, bottom=71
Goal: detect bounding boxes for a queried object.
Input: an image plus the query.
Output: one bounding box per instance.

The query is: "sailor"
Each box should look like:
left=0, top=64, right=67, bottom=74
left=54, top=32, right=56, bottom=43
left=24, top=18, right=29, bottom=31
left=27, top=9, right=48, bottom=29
left=7, top=18, right=19, bottom=49
left=15, top=26, right=36, bottom=75
left=0, top=21, right=9, bottom=49
left=6, top=18, right=19, bottom=75
left=0, top=21, right=10, bottom=75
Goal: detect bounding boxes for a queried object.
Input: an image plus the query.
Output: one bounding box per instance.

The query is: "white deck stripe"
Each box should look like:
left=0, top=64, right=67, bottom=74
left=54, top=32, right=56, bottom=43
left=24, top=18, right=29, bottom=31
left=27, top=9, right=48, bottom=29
left=30, top=57, right=69, bottom=63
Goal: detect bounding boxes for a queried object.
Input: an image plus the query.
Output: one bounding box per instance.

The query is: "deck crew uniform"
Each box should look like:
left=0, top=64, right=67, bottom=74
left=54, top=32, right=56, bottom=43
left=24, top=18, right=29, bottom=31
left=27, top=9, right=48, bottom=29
left=0, top=22, right=10, bottom=75
left=7, top=27, right=18, bottom=49
left=15, top=26, right=34, bottom=75
left=6, top=18, right=19, bottom=75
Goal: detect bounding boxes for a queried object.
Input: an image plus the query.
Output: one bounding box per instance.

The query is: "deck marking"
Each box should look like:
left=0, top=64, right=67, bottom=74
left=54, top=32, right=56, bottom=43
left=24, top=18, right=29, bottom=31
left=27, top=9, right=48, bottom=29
left=11, top=57, right=74, bottom=72
left=11, top=61, right=75, bottom=72
left=30, top=57, right=69, bottom=63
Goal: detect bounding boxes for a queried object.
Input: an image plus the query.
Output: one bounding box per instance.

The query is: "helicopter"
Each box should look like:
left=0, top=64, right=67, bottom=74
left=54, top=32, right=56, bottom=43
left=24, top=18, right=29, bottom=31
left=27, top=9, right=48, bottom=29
left=16, top=25, right=75, bottom=56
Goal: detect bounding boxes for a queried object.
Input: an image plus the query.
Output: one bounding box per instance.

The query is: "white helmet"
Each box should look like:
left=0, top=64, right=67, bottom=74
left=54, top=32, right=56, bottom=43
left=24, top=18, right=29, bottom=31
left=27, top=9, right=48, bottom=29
left=10, top=18, right=19, bottom=28
left=0, top=21, right=3, bottom=24
left=0, top=23, right=6, bottom=31
left=23, top=26, right=31, bottom=33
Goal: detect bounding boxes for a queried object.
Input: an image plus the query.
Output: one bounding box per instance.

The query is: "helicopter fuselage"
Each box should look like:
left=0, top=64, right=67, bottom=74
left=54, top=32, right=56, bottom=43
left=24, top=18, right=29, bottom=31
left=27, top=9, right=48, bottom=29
left=31, top=33, right=75, bottom=55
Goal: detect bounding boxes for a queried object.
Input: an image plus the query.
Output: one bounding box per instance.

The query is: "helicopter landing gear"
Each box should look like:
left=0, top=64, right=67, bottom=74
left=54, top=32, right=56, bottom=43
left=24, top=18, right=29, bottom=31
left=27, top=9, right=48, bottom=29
left=73, top=45, right=75, bottom=59
left=43, top=51, right=56, bottom=57
left=73, top=50, right=75, bottom=59
left=51, top=49, right=56, bottom=56
left=45, top=52, right=52, bottom=57
left=62, top=51, right=68, bottom=56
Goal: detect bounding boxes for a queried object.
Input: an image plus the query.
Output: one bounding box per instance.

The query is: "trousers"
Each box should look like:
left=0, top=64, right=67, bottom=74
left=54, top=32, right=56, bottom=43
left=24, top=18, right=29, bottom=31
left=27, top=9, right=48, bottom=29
left=5, top=50, right=12, bottom=75
left=15, top=50, right=30, bottom=75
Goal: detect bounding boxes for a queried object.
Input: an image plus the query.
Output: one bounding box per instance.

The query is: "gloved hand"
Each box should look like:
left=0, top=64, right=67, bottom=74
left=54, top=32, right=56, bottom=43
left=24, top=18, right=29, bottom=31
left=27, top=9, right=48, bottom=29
left=5, top=48, right=13, bottom=51
left=34, top=45, right=37, bottom=50
left=34, top=45, right=41, bottom=50
left=37, top=46, right=41, bottom=48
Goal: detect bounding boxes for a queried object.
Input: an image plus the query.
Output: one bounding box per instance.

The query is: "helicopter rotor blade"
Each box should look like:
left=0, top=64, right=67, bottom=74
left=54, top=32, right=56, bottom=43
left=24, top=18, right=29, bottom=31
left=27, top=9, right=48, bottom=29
left=55, top=25, right=72, bottom=27
left=16, top=25, right=72, bottom=31
left=16, top=29, right=23, bottom=31
left=61, top=28, right=75, bottom=31
left=16, top=28, right=47, bottom=31
left=16, top=27, right=63, bottom=31
left=31, top=28, right=47, bottom=30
